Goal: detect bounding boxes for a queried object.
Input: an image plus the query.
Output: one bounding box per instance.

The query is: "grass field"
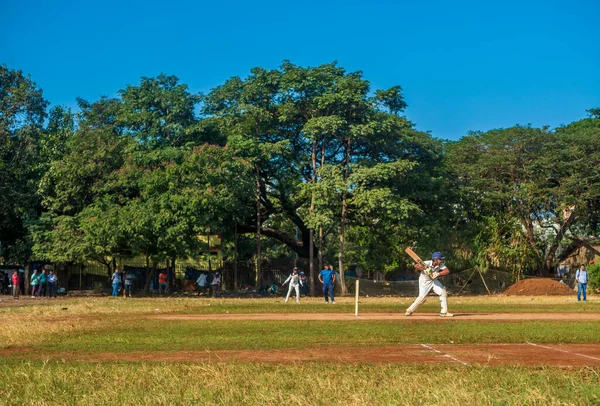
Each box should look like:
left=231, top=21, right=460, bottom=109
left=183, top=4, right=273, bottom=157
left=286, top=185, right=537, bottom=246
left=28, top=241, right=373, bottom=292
left=0, top=295, right=599, bottom=405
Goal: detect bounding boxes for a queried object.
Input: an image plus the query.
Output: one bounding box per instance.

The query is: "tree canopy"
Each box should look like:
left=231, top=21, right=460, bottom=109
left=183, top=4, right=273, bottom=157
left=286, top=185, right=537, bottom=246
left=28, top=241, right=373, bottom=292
left=0, top=62, right=597, bottom=283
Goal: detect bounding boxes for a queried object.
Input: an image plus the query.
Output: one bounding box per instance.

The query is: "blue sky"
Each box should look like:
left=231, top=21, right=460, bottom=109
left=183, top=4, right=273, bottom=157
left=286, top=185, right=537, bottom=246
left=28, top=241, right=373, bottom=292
left=2, top=0, right=599, bottom=140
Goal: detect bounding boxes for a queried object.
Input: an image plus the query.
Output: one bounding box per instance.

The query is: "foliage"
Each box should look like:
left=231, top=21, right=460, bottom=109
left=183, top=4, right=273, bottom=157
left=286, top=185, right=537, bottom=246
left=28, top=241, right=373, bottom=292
left=447, top=123, right=600, bottom=275
left=588, top=263, right=600, bottom=292
left=2, top=61, right=599, bottom=281
left=0, top=65, right=48, bottom=262
left=204, top=61, right=441, bottom=277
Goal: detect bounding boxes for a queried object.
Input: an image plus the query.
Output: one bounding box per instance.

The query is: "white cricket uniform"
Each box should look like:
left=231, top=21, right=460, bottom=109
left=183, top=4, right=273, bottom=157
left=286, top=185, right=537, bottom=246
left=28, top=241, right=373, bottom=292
left=283, top=273, right=303, bottom=302
left=406, top=260, right=449, bottom=314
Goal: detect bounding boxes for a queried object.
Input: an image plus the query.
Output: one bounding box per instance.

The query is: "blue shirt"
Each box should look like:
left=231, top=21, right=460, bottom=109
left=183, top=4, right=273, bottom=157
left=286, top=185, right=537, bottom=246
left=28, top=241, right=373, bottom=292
left=112, top=272, right=121, bottom=285
left=575, top=269, right=588, bottom=283
left=320, top=269, right=335, bottom=285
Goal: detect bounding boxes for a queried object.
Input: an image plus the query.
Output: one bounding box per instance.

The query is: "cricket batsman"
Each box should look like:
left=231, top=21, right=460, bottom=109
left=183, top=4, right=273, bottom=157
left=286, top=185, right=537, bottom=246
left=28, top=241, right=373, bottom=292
left=405, top=252, right=454, bottom=317
left=282, top=267, right=304, bottom=303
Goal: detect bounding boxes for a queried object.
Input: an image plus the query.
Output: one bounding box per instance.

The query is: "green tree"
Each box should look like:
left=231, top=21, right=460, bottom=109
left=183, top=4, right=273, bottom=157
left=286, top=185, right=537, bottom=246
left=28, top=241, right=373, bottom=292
left=118, top=74, right=202, bottom=147
left=204, top=61, right=439, bottom=292
left=0, top=65, right=48, bottom=263
left=447, top=120, right=600, bottom=275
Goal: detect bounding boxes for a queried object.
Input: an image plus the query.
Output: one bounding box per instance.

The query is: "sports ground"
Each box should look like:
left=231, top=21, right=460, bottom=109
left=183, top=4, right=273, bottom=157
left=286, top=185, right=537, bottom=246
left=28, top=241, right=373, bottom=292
left=0, top=295, right=599, bottom=405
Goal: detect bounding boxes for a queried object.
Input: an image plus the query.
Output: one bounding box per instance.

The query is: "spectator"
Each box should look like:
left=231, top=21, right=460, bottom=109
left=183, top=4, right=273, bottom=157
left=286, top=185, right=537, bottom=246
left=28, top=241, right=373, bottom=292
left=196, top=272, right=208, bottom=296
left=211, top=272, right=222, bottom=298
left=575, top=264, right=588, bottom=302
left=299, top=271, right=308, bottom=296
left=39, top=269, right=48, bottom=298
left=158, top=270, right=168, bottom=296
left=11, top=269, right=19, bottom=300
left=124, top=270, right=135, bottom=297
left=355, top=266, right=363, bottom=279
left=319, top=264, right=336, bottom=304
left=111, top=268, right=121, bottom=297
left=47, top=270, right=58, bottom=299
left=30, top=269, right=40, bottom=298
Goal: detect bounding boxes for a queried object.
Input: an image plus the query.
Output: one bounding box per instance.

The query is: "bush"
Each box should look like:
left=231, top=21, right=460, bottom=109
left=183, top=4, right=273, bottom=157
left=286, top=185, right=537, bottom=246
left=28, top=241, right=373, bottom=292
left=587, top=264, right=600, bottom=293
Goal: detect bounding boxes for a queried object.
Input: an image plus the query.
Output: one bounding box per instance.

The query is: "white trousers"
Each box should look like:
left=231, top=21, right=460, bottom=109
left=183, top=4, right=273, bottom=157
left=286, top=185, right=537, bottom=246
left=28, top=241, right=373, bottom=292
left=406, top=273, right=448, bottom=314
left=286, top=284, right=300, bottom=302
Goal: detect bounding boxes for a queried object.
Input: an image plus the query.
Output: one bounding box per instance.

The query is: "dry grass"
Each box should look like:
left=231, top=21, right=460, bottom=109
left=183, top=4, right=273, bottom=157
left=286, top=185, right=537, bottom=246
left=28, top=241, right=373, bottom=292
left=0, top=361, right=599, bottom=405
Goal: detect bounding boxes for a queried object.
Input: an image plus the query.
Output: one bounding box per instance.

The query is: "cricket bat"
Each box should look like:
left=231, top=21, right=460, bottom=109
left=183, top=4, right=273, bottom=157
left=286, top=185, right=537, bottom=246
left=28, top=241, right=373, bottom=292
left=405, top=248, right=427, bottom=269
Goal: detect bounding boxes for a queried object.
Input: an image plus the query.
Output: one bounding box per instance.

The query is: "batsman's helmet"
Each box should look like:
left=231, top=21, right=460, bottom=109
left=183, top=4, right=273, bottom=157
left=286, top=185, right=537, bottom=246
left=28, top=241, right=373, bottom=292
left=431, top=252, right=445, bottom=260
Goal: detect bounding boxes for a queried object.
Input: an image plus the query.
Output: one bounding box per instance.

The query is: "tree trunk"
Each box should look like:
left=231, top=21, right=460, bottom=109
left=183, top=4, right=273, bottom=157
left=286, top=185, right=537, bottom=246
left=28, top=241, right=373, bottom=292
left=143, top=259, right=157, bottom=296
left=338, top=137, right=350, bottom=296
left=545, top=211, right=577, bottom=275
left=24, top=266, right=30, bottom=294
left=255, top=165, right=263, bottom=289
left=318, top=227, right=324, bottom=272
left=233, top=225, right=238, bottom=292
left=318, top=133, right=326, bottom=274
left=309, top=138, right=317, bottom=296
left=338, top=197, right=348, bottom=295
left=171, top=256, right=176, bottom=293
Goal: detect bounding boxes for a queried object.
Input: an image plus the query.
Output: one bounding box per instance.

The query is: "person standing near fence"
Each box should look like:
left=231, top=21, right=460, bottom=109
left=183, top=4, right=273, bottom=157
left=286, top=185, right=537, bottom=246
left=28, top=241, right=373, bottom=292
left=319, top=264, right=336, bottom=304
left=123, top=270, right=135, bottom=297
left=38, top=269, right=48, bottom=298
left=299, top=271, right=308, bottom=296
left=11, top=269, right=19, bottom=300
left=158, top=270, right=168, bottom=296
left=282, top=267, right=303, bottom=303
left=575, top=264, right=588, bottom=302
left=211, top=272, right=222, bottom=298
left=30, top=269, right=40, bottom=298
left=196, top=272, right=208, bottom=296
left=47, top=270, right=58, bottom=299
left=111, top=268, right=121, bottom=297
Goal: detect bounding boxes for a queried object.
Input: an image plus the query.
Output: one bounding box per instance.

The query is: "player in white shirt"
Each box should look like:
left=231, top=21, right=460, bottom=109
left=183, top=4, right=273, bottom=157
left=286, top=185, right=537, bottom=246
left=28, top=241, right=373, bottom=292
left=405, top=252, right=454, bottom=317
left=282, top=267, right=304, bottom=303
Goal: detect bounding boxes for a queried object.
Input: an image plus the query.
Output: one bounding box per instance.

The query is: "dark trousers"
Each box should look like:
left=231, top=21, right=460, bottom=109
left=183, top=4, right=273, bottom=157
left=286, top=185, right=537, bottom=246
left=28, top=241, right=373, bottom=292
left=39, top=283, right=47, bottom=297
left=48, top=283, right=57, bottom=298
left=322, top=283, right=334, bottom=302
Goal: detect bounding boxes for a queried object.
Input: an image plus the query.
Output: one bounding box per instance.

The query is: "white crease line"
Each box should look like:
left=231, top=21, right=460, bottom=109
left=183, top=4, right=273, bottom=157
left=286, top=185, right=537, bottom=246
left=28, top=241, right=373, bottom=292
left=526, top=342, right=600, bottom=361
left=420, top=344, right=469, bottom=366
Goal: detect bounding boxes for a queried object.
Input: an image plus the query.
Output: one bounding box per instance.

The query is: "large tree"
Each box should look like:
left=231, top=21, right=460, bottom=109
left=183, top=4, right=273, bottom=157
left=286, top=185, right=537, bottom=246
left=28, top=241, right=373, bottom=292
left=447, top=120, right=600, bottom=275
left=0, top=65, right=48, bottom=263
left=203, top=61, right=440, bottom=290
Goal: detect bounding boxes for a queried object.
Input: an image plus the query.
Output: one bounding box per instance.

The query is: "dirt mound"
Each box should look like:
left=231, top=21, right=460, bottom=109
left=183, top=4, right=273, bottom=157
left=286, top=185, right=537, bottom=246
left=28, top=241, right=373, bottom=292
left=504, top=278, right=574, bottom=296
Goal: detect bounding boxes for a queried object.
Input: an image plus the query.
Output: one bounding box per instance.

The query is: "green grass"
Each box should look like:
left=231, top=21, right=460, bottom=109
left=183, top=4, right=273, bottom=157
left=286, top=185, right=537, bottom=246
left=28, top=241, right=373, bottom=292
left=0, top=361, right=598, bottom=406
left=36, top=320, right=600, bottom=354
left=1, top=296, right=599, bottom=405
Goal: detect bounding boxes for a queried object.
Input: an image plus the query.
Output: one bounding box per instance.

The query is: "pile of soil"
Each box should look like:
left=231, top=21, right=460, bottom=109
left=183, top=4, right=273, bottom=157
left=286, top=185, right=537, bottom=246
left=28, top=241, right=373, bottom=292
left=504, top=278, right=575, bottom=296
